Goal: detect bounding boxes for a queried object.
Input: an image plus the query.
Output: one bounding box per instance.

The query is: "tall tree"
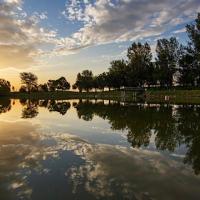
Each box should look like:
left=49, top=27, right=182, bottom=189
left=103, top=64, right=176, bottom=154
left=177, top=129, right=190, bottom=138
left=156, top=37, right=181, bottom=87
left=96, top=72, right=107, bottom=91
left=72, top=73, right=83, bottom=92
left=179, top=47, right=196, bottom=86
left=108, top=59, right=127, bottom=89
left=20, top=72, right=38, bottom=93
left=105, top=72, right=114, bottom=91
left=0, top=79, right=11, bottom=95
left=180, top=13, right=200, bottom=86
left=145, top=62, right=157, bottom=87
left=127, top=42, right=152, bottom=87
left=73, top=70, right=94, bottom=92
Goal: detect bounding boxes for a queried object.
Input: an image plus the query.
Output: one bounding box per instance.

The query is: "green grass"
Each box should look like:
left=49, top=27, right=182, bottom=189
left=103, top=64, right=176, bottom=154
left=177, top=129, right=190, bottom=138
left=8, top=91, right=136, bottom=101
left=2, top=89, right=200, bottom=104
left=145, top=89, right=200, bottom=104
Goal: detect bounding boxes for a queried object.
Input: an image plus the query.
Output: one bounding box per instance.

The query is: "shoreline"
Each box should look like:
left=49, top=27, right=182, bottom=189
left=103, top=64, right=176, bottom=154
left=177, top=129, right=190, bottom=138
left=1, top=89, right=200, bottom=104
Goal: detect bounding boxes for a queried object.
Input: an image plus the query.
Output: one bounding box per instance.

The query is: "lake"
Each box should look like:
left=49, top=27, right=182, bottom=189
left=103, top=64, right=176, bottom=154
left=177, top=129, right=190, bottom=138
left=0, top=98, right=200, bottom=200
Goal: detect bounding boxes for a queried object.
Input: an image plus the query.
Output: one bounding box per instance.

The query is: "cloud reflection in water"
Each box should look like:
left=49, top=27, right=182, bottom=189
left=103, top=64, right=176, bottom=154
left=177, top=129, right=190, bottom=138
left=0, top=120, right=200, bottom=200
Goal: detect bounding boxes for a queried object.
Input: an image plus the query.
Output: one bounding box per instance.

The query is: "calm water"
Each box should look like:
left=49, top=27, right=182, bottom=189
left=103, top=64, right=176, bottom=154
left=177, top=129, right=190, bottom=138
left=0, top=98, right=200, bottom=200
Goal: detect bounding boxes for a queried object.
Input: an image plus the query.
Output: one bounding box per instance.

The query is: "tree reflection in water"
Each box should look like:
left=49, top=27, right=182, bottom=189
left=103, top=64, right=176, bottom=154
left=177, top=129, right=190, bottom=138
left=0, top=98, right=200, bottom=174
left=19, top=99, right=71, bottom=118
left=1, top=122, right=199, bottom=200
left=0, top=98, right=11, bottom=114
left=74, top=100, right=200, bottom=175
left=20, top=99, right=39, bottom=119
left=47, top=100, right=71, bottom=115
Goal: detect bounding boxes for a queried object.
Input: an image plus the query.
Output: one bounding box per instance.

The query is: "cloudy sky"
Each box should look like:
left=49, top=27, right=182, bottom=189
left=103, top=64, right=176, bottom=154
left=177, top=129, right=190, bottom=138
left=0, top=0, right=199, bottom=88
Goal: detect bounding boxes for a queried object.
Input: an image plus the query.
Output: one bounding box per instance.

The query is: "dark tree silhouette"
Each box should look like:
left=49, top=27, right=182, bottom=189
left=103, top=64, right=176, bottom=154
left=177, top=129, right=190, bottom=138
left=108, top=59, right=127, bottom=88
left=73, top=101, right=200, bottom=174
left=156, top=37, right=181, bottom=87
left=127, top=42, right=152, bottom=87
left=0, top=79, right=11, bottom=95
left=73, top=70, right=94, bottom=92
left=47, top=100, right=71, bottom=115
left=21, top=99, right=39, bottom=118
left=180, top=13, right=200, bottom=86
left=0, top=98, right=11, bottom=114
left=20, top=72, right=38, bottom=93
left=38, top=84, right=48, bottom=92
left=47, top=77, right=70, bottom=91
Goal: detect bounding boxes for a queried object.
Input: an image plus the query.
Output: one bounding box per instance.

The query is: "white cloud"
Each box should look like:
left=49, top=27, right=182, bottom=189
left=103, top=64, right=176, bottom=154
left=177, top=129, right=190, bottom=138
left=0, top=0, right=200, bottom=69
left=173, top=28, right=186, bottom=34
left=61, top=0, right=200, bottom=51
left=3, top=0, right=21, bottom=4
left=0, top=0, right=57, bottom=68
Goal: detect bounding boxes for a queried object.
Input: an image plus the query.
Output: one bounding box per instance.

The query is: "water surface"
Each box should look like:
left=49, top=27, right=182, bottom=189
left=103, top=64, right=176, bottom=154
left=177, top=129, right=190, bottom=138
left=0, top=98, right=200, bottom=200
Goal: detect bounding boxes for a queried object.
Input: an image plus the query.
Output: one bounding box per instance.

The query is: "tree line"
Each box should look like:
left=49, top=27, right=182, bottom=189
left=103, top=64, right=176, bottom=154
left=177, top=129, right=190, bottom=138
left=19, top=73, right=71, bottom=93
left=0, top=73, right=71, bottom=94
left=73, top=13, right=200, bottom=91
left=0, top=13, right=199, bottom=94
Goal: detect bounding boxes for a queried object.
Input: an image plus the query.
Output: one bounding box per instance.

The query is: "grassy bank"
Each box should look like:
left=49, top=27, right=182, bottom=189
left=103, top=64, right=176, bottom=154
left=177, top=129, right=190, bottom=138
left=145, top=89, right=200, bottom=104
left=8, top=91, right=138, bottom=101
left=2, top=89, right=200, bottom=104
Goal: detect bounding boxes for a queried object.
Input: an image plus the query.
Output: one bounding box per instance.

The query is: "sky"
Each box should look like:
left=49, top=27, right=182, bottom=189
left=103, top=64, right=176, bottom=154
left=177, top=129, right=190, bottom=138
left=0, top=0, right=200, bottom=89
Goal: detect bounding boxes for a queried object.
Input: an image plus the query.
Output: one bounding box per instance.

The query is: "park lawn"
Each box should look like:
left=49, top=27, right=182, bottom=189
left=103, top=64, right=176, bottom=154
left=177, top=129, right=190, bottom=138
left=145, top=89, right=200, bottom=104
